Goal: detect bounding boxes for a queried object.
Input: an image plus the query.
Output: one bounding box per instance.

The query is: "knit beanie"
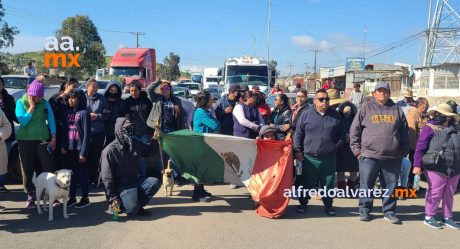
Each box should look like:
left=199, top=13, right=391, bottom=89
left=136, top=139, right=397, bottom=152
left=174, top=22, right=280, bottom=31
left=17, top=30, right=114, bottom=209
left=27, top=80, right=45, bottom=97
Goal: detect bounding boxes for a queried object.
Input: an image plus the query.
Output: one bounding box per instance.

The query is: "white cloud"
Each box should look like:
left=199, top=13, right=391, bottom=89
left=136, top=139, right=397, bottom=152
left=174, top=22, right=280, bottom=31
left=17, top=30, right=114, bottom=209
left=291, top=35, right=333, bottom=52
left=291, top=33, right=367, bottom=55
left=180, top=65, right=204, bottom=73
left=0, top=33, right=48, bottom=53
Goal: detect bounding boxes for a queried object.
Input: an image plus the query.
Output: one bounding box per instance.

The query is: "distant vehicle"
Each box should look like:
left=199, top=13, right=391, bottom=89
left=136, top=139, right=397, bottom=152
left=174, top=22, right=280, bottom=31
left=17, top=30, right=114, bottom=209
left=178, top=79, right=191, bottom=84
left=266, top=92, right=314, bottom=111
left=177, top=83, right=203, bottom=96
left=191, top=73, right=203, bottom=84
left=207, top=84, right=221, bottom=100
left=1, top=75, right=59, bottom=101
left=109, top=48, right=156, bottom=92
left=203, top=68, right=220, bottom=89
left=173, top=86, right=193, bottom=99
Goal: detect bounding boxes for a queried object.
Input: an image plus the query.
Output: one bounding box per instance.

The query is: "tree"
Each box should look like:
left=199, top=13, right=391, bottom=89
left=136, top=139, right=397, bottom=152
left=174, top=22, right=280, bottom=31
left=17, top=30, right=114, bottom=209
left=55, top=15, right=106, bottom=79
left=0, top=1, right=19, bottom=49
left=157, top=52, right=181, bottom=81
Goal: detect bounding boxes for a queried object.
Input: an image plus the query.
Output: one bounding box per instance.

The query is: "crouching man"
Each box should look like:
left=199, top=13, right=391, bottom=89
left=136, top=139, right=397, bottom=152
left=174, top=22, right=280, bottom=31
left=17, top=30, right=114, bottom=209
left=101, top=117, right=160, bottom=216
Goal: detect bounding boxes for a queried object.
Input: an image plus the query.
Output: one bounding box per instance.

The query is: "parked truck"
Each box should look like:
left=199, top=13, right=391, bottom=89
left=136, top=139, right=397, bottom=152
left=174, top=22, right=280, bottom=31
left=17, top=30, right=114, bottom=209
left=220, top=56, right=276, bottom=96
left=109, top=48, right=156, bottom=92
left=203, top=67, right=220, bottom=89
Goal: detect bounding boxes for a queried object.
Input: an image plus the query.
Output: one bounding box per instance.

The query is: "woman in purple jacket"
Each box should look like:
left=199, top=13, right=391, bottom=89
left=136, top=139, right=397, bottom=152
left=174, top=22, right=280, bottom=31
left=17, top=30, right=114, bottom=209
left=413, top=104, right=460, bottom=230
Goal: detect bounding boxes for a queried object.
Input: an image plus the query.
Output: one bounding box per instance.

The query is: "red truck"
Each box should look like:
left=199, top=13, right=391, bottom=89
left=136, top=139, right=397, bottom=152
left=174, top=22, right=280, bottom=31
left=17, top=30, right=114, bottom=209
left=109, top=48, right=156, bottom=91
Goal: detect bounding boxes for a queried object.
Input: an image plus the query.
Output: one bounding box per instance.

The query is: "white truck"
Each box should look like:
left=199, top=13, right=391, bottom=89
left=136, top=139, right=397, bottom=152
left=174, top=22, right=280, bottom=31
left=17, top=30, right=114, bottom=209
left=220, top=56, right=276, bottom=96
left=203, top=67, right=220, bottom=89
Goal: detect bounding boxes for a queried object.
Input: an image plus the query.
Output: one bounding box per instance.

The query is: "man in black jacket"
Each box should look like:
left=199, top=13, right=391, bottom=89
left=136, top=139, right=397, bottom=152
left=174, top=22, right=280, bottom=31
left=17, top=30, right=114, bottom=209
left=215, top=84, right=242, bottom=135
left=294, top=89, right=345, bottom=216
left=101, top=117, right=160, bottom=216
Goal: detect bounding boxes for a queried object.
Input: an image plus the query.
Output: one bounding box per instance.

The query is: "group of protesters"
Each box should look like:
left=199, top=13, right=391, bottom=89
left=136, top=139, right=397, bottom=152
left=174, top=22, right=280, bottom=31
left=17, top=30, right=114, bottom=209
left=1, top=75, right=460, bottom=229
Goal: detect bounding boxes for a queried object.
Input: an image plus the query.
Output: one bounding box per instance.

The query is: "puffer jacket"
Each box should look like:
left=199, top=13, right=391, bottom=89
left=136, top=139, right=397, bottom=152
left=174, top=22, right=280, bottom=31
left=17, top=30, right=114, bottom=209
left=0, top=109, right=12, bottom=175
left=270, top=105, right=292, bottom=140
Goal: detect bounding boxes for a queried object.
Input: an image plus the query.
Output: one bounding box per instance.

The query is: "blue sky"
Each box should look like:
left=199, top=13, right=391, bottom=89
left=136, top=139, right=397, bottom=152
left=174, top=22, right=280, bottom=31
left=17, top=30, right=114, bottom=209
left=1, top=0, right=434, bottom=75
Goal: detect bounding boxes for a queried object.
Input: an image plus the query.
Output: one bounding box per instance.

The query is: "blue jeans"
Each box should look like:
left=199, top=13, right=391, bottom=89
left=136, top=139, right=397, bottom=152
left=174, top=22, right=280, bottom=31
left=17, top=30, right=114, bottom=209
left=137, top=177, right=160, bottom=207
left=134, top=135, right=152, bottom=177
left=398, top=158, right=412, bottom=188
left=0, top=174, right=5, bottom=186
left=359, top=157, right=401, bottom=215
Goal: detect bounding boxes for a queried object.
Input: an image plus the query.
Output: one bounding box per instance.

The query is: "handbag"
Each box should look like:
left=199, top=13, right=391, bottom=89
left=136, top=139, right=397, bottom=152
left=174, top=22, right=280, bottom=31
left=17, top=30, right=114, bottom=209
left=421, top=130, right=452, bottom=169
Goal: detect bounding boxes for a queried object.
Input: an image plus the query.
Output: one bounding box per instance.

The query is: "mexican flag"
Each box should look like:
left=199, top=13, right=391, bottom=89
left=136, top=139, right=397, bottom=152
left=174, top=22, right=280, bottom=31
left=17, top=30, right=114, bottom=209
left=160, top=130, right=293, bottom=219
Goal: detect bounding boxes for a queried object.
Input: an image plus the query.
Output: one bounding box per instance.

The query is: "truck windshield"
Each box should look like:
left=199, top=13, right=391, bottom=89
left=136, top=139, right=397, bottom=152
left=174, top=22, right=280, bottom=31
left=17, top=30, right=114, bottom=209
left=110, top=67, right=141, bottom=77
left=1, top=77, right=30, bottom=89
left=226, top=65, right=268, bottom=85
left=191, top=75, right=202, bottom=83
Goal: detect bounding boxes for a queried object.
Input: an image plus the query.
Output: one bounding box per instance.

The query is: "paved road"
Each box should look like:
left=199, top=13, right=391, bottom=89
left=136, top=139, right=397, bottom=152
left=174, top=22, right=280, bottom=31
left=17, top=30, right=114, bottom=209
left=1, top=183, right=460, bottom=249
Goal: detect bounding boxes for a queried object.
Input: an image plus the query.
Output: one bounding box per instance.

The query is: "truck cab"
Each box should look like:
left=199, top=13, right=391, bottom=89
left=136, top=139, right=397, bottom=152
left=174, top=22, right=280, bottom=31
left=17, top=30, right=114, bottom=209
left=109, top=48, right=156, bottom=92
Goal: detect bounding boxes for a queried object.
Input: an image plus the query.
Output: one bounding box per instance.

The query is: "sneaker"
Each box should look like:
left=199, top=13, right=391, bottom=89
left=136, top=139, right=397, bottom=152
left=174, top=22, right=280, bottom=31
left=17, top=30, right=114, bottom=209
left=384, top=214, right=402, bottom=224
left=229, top=184, right=238, bottom=189
left=26, top=197, right=36, bottom=209
left=75, top=197, right=90, bottom=208
left=324, top=207, right=336, bottom=216
left=296, top=204, right=307, bottom=214
left=53, top=200, right=61, bottom=207
left=442, top=218, right=460, bottom=230
left=424, top=217, right=443, bottom=229
left=202, top=190, right=212, bottom=198
left=359, top=212, right=371, bottom=222
left=67, top=197, right=77, bottom=207
left=136, top=207, right=151, bottom=216
left=0, top=185, right=9, bottom=193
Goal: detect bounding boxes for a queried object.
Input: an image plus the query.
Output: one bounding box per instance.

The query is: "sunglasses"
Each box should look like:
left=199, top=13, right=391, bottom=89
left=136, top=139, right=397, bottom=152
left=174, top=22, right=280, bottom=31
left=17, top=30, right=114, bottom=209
left=316, top=97, right=330, bottom=103
left=160, top=87, right=171, bottom=91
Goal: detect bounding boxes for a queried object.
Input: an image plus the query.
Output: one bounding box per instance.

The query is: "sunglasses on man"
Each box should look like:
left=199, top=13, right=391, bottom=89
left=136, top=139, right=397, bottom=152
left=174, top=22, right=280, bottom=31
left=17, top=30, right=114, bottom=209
left=316, top=97, right=330, bottom=103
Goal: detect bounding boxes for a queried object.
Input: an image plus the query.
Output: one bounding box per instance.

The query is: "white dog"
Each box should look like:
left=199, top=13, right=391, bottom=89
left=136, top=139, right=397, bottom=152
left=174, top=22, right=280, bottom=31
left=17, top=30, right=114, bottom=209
left=33, top=170, right=72, bottom=221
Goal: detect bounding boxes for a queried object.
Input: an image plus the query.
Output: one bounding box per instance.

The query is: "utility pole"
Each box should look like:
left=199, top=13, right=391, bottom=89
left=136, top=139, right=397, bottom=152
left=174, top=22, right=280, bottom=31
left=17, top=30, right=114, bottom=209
left=287, top=61, right=294, bottom=78
left=310, top=49, right=320, bottom=79
left=363, top=25, right=368, bottom=58
left=131, top=32, right=146, bottom=48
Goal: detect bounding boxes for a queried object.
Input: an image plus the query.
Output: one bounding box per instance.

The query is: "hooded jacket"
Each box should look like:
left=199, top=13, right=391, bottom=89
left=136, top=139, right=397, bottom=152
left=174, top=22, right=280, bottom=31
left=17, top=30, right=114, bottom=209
left=100, top=117, right=152, bottom=202
left=104, top=82, right=125, bottom=140
left=60, top=104, right=91, bottom=158
left=51, top=89, right=87, bottom=145
left=0, top=88, right=17, bottom=142
left=124, top=91, right=152, bottom=136
left=146, top=81, right=185, bottom=131
left=85, top=92, right=109, bottom=135
left=349, top=97, right=409, bottom=160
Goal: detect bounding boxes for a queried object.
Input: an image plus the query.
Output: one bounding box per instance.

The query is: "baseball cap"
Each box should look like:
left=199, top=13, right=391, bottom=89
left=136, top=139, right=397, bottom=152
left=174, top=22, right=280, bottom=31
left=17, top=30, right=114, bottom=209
left=228, top=84, right=241, bottom=93
left=374, top=82, right=390, bottom=91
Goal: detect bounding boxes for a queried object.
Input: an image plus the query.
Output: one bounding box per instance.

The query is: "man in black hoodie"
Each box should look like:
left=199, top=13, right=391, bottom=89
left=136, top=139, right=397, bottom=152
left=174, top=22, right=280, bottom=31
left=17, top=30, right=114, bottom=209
left=350, top=82, right=409, bottom=224
left=0, top=77, right=17, bottom=192
left=100, top=117, right=160, bottom=216
left=104, top=81, right=125, bottom=145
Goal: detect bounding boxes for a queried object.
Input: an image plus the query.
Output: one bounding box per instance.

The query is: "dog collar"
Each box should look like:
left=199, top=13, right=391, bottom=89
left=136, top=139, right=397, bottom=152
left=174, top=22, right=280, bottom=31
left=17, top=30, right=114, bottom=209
left=55, top=182, right=70, bottom=191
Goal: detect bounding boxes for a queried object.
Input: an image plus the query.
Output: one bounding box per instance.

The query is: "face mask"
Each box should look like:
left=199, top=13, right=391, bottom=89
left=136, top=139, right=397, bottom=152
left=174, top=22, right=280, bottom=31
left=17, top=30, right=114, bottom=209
left=433, top=115, right=447, bottom=124
left=121, top=125, right=136, bottom=137
left=343, top=112, right=352, bottom=119
left=107, top=92, right=118, bottom=99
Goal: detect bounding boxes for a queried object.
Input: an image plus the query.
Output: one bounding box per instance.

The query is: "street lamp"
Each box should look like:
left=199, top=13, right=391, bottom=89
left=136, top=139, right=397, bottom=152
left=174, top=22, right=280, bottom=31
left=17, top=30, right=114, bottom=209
left=236, top=28, right=257, bottom=57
